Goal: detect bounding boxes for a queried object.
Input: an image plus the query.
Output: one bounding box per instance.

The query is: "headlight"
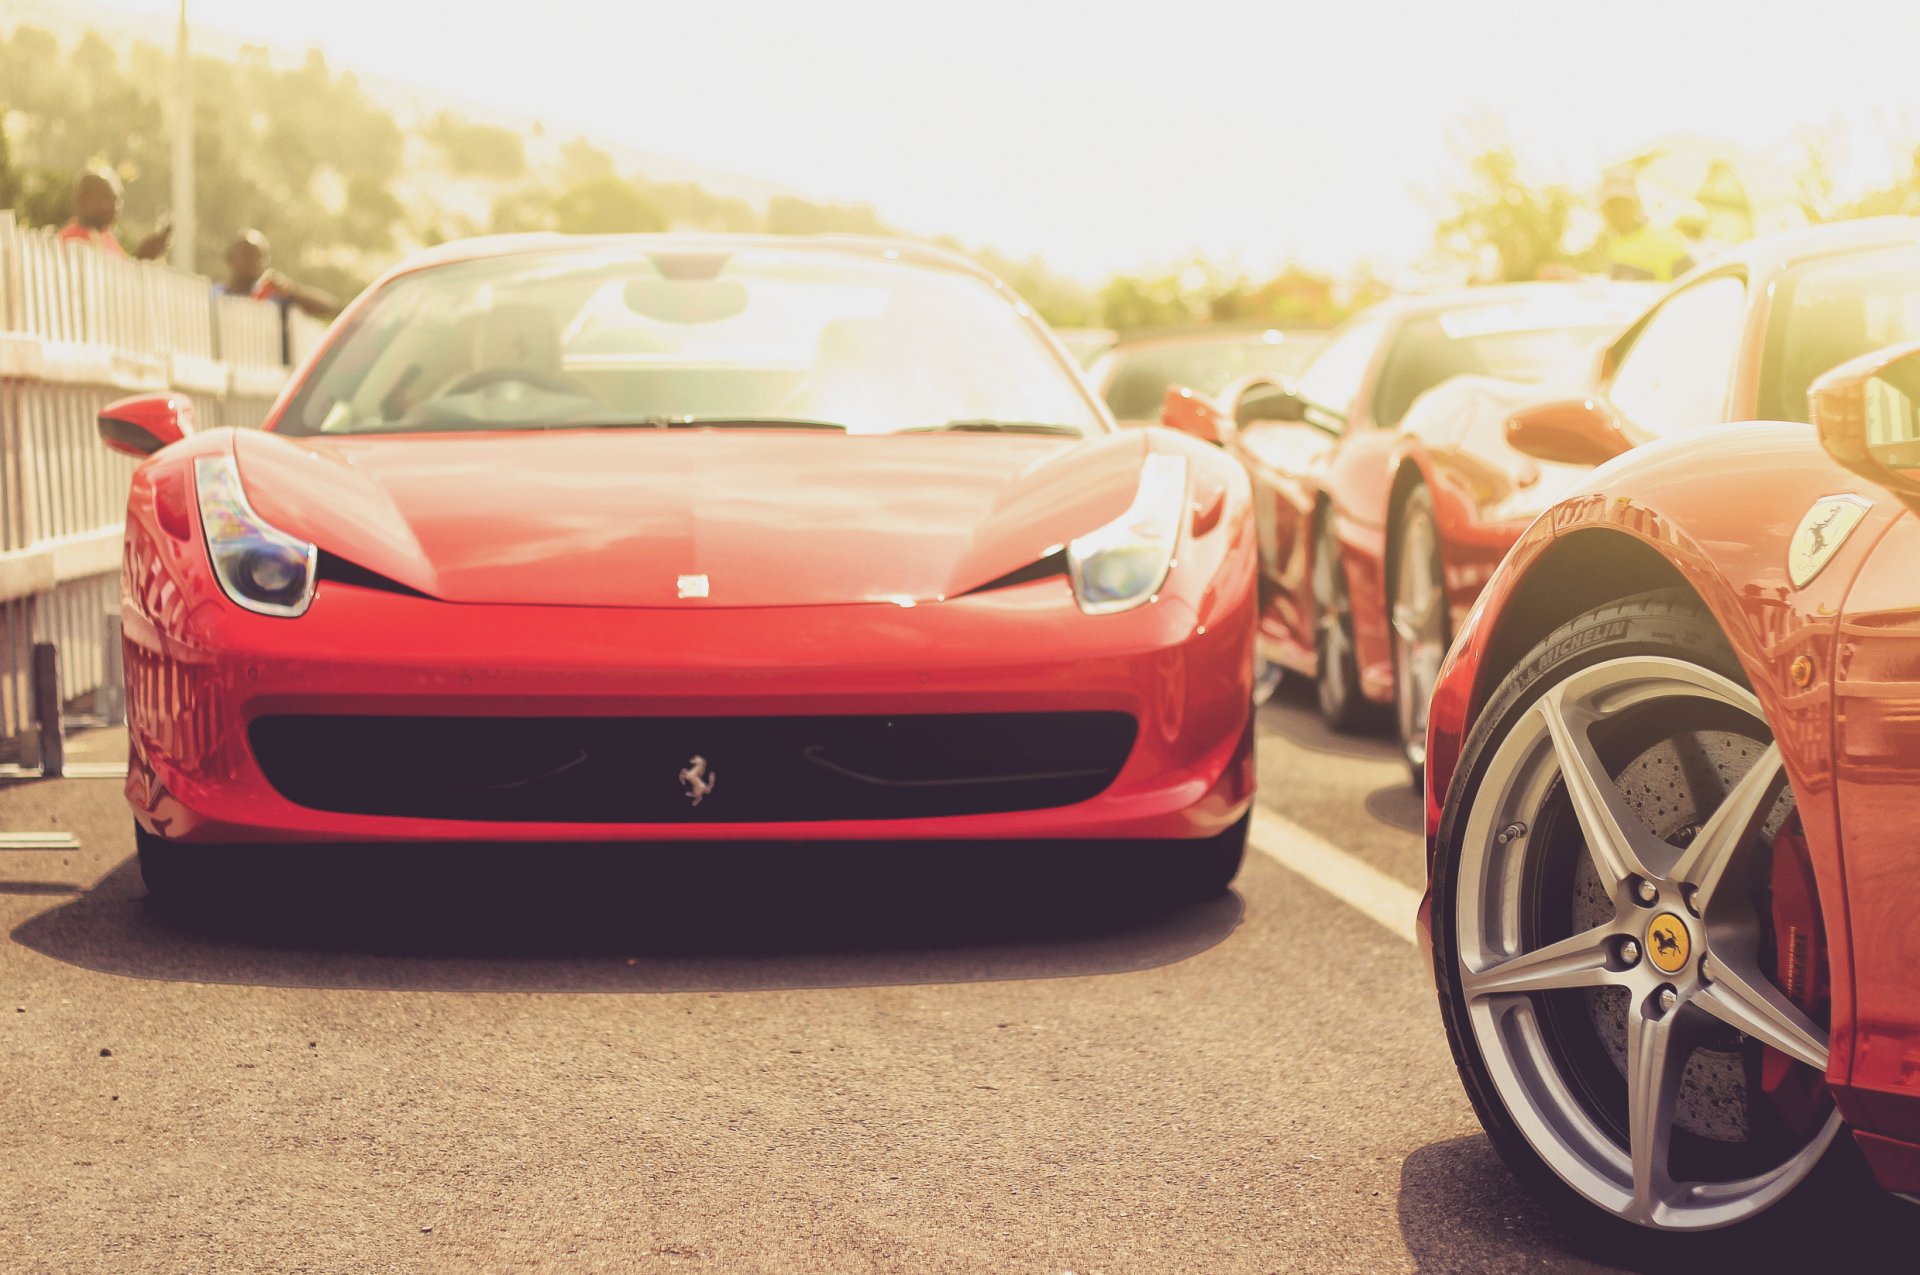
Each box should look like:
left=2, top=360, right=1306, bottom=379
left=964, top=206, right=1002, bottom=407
left=1067, top=453, right=1188, bottom=614
left=194, top=455, right=316, bottom=617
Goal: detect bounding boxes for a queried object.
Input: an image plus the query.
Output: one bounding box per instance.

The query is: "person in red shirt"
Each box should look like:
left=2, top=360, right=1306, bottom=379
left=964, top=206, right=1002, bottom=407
left=55, top=169, right=172, bottom=260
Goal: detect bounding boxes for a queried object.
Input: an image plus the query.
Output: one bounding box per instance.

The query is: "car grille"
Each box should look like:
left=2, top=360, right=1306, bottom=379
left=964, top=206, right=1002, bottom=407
left=248, top=712, right=1137, bottom=823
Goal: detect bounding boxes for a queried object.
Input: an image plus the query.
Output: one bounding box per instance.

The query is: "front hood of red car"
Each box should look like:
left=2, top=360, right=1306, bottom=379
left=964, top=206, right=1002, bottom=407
left=234, top=428, right=1145, bottom=608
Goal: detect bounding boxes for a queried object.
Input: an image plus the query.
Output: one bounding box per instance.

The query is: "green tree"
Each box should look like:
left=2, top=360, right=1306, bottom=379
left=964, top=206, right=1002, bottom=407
left=549, top=175, right=666, bottom=234
left=642, top=179, right=759, bottom=232
left=1209, top=264, right=1341, bottom=328
left=488, top=183, right=557, bottom=234
left=422, top=112, right=526, bottom=180
left=1435, top=147, right=1587, bottom=282
left=0, top=119, right=21, bottom=213
left=1099, top=269, right=1205, bottom=333
left=765, top=195, right=891, bottom=237
left=1838, top=145, right=1920, bottom=219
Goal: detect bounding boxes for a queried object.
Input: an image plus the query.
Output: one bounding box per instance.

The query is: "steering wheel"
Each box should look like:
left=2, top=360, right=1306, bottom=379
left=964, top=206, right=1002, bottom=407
left=442, top=366, right=590, bottom=399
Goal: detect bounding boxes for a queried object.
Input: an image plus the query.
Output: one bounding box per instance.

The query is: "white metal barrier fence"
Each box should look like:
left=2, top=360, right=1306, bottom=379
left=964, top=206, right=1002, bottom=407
left=0, top=209, right=328, bottom=768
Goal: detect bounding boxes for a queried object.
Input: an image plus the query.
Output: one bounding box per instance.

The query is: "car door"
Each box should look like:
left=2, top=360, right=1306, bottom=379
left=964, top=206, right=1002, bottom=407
left=1231, top=314, right=1389, bottom=670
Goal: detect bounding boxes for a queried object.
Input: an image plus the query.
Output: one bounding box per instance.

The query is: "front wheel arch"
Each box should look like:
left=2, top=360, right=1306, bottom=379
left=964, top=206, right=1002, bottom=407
left=1473, top=529, right=1698, bottom=731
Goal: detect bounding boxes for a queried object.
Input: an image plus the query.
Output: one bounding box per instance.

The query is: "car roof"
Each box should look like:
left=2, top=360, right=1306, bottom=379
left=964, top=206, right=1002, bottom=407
left=1677, top=216, right=1920, bottom=284
left=375, top=232, right=1005, bottom=288
left=1372, top=279, right=1659, bottom=321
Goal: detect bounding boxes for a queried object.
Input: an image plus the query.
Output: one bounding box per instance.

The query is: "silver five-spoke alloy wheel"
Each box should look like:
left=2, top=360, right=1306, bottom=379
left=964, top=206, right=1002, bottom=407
left=1455, top=654, right=1841, bottom=1232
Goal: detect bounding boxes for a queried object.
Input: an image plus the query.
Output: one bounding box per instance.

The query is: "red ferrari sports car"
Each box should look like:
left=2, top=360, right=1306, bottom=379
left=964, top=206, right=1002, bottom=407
left=1421, top=337, right=1920, bottom=1238
left=96, top=235, right=1258, bottom=904
left=1088, top=327, right=1326, bottom=429
left=1160, top=282, right=1650, bottom=733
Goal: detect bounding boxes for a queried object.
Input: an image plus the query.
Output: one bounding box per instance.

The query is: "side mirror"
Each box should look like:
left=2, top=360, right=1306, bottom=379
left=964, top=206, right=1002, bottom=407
left=1504, top=398, right=1629, bottom=466
left=1810, top=338, right=1920, bottom=498
left=1235, top=380, right=1305, bottom=427
left=99, top=393, right=196, bottom=458
left=1160, top=385, right=1228, bottom=445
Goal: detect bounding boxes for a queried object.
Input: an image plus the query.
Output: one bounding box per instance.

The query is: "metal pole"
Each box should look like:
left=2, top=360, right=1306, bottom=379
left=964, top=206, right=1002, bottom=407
left=170, top=0, right=196, bottom=273
left=30, top=641, right=62, bottom=779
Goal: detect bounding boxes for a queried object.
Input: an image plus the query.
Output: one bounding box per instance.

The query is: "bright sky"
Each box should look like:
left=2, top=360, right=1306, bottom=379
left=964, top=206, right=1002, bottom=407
left=24, top=0, right=1920, bottom=281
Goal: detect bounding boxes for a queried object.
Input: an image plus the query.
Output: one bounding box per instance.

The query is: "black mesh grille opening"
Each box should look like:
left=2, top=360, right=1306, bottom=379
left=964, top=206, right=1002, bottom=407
left=248, top=712, right=1138, bottom=823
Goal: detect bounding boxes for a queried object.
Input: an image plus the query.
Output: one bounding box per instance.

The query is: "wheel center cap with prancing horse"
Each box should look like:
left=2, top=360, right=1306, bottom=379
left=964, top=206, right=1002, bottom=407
left=1646, top=912, right=1691, bottom=974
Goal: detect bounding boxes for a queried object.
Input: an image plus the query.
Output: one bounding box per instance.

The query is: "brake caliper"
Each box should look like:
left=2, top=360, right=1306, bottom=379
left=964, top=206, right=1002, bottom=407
left=1761, top=812, right=1830, bottom=1135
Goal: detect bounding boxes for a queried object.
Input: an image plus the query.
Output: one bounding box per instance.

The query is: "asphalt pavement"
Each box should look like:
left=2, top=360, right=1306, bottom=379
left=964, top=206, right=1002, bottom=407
left=2, top=683, right=1916, bottom=1272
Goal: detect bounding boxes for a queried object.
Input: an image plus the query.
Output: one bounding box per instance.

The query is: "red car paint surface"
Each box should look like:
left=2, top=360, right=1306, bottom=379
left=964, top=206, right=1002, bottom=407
left=115, top=235, right=1257, bottom=850
left=1419, top=419, right=1920, bottom=1194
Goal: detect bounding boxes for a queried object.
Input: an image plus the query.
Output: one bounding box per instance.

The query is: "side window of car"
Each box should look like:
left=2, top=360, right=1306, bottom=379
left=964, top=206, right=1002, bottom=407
left=1295, top=316, right=1388, bottom=431
left=1607, top=275, right=1747, bottom=437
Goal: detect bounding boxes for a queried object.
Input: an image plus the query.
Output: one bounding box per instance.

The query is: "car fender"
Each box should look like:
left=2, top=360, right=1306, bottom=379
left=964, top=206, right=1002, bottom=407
left=1422, top=420, right=1908, bottom=1085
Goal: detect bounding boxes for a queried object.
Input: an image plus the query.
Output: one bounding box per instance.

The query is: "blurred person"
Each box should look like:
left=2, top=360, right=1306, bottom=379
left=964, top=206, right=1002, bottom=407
left=1599, top=173, right=1692, bottom=282
left=215, top=229, right=339, bottom=319
left=56, top=168, right=172, bottom=260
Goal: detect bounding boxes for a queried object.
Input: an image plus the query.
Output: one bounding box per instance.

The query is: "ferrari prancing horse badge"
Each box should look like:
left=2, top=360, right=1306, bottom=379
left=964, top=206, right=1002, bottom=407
left=1788, top=494, right=1872, bottom=589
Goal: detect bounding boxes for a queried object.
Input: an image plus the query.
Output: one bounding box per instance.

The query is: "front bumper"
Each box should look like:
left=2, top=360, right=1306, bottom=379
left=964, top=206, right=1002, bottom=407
left=125, top=572, right=1255, bottom=845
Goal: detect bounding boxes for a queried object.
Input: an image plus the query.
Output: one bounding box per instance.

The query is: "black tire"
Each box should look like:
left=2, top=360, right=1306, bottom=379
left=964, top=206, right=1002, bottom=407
left=1312, top=513, right=1365, bottom=732
left=1390, top=485, right=1447, bottom=791
left=1429, top=587, right=1864, bottom=1257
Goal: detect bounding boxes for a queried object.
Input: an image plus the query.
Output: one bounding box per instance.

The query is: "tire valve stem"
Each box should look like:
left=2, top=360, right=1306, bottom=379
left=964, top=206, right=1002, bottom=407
left=1495, top=821, right=1528, bottom=846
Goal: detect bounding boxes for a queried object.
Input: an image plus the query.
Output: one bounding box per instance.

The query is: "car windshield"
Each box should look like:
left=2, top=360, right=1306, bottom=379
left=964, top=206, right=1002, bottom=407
left=1100, top=333, right=1327, bottom=420
left=1368, top=294, right=1648, bottom=429
left=1760, top=246, right=1920, bottom=422
left=278, top=244, right=1104, bottom=437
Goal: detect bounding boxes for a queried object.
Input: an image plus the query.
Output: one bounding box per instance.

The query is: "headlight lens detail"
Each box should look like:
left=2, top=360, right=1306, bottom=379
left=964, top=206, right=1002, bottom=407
left=194, top=455, right=317, bottom=617
left=1067, top=453, right=1188, bottom=615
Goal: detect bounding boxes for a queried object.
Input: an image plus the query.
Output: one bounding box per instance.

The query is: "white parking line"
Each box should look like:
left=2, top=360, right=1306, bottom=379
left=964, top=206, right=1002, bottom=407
left=1248, top=809, right=1421, bottom=945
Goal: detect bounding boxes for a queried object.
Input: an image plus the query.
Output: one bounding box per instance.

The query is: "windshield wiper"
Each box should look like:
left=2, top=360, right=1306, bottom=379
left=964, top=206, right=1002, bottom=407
left=900, top=420, right=1083, bottom=436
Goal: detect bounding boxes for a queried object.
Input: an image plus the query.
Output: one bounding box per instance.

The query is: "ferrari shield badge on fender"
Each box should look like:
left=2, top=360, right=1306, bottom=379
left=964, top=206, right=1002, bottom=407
left=1788, top=494, right=1872, bottom=589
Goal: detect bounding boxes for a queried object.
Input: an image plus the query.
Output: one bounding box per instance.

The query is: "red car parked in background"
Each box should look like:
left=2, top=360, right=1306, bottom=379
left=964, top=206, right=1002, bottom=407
left=1162, top=283, right=1649, bottom=750
left=1421, top=336, right=1920, bottom=1240
left=1175, top=217, right=1920, bottom=789
left=1382, top=218, right=1920, bottom=781
left=1088, top=327, right=1325, bottom=429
